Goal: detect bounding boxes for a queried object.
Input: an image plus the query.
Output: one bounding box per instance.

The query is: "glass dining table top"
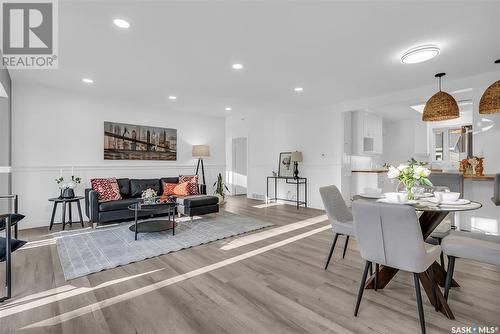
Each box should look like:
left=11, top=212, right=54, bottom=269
left=356, top=196, right=483, bottom=212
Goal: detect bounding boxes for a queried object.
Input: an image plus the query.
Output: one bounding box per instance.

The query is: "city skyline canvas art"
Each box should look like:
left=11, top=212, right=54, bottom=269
left=104, top=121, right=177, bottom=160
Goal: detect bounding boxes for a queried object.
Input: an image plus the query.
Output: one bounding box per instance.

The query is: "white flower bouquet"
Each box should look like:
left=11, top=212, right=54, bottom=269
left=387, top=158, right=433, bottom=200
left=141, top=188, right=158, bottom=204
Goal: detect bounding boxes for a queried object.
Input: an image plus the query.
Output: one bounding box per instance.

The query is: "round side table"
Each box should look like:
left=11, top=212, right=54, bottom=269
left=48, top=196, right=85, bottom=230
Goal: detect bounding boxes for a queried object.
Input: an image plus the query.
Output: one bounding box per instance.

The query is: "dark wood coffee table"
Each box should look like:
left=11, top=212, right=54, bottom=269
left=128, top=199, right=177, bottom=240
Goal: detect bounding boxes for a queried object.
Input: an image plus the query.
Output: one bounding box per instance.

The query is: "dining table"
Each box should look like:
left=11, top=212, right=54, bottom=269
left=355, top=195, right=482, bottom=320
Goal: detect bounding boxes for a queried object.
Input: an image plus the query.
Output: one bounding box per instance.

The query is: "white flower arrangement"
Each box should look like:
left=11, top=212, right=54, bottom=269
left=387, top=158, right=432, bottom=199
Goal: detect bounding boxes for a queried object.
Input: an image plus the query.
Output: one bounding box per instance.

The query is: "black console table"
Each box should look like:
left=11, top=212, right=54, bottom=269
left=266, top=176, right=307, bottom=210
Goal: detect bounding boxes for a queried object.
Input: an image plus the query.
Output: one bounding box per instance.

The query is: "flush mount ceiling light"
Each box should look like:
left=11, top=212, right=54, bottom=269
left=422, top=73, right=459, bottom=121
left=225, top=107, right=232, bottom=111
left=81, top=78, right=94, bottom=84
left=479, top=59, right=500, bottom=114
left=113, top=18, right=130, bottom=29
left=168, top=95, right=177, bottom=100
left=294, top=87, right=304, bottom=92
left=232, top=63, right=243, bottom=70
left=401, top=45, right=440, bottom=64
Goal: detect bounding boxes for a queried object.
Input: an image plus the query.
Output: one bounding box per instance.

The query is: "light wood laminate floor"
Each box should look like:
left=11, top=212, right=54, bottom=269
left=0, top=196, right=499, bottom=333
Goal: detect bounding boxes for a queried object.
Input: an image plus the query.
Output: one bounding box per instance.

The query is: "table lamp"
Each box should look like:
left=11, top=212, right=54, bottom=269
left=291, top=151, right=303, bottom=179
left=192, top=145, right=210, bottom=194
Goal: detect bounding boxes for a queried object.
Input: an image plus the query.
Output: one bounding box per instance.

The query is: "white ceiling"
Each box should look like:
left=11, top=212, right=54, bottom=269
left=10, top=1, right=500, bottom=117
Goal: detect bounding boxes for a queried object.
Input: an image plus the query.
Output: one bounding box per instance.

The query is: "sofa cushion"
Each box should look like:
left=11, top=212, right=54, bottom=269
left=99, top=198, right=140, bottom=212
left=117, top=178, right=130, bottom=198
left=179, top=175, right=199, bottom=195
left=130, top=179, right=160, bottom=197
left=177, top=195, right=219, bottom=208
left=162, top=181, right=177, bottom=196
left=91, top=178, right=122, bottom=202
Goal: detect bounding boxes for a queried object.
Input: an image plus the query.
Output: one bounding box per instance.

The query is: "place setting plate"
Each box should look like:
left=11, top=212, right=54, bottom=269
left=376, top=198, right=417, bottom=205
left=424, top=198, right=471, bottom=205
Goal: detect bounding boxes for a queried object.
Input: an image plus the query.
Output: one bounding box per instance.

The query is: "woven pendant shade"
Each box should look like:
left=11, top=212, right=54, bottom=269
left=479, top=59, right=500, bottom=114
left=422, top=73, right=459, bottom=122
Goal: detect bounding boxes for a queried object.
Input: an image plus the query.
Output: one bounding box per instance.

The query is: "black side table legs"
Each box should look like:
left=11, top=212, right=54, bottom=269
left=48, top=197, right=85, bottom=231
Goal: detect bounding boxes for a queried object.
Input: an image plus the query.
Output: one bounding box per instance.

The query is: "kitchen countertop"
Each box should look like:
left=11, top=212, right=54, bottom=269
left=351, top=169, right=496, bottom=181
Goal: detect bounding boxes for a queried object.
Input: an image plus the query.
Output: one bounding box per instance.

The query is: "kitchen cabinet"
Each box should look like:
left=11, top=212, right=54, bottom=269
left=352, top=111, right=383, bottom=155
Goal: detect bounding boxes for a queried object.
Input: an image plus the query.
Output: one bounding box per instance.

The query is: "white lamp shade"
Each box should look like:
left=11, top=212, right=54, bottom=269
left=192, top=145, right=210, bottom=157
left=291, top=151, right=303, bottom=162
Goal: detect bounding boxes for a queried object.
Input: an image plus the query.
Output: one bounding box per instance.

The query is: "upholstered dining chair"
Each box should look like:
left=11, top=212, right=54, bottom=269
left=0, top=213, right=26, bottom=302
left=427, top=173, right=464, bottom=267
left=442, top=231, right=500, bottom=301
left=319, top=185, right=356, bottom=270
left=352, top=201, right=442, bottom=334
left=492, top=174, right=500, bottom=206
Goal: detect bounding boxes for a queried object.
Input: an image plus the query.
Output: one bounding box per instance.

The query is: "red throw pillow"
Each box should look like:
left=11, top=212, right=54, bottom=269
left=173, top=182, right=190, bottom=196
left=179, top=175, right=199, bottom=195
left=162, top=181, right=177, bottom=196
left=91, top=178, right=122, bottom=202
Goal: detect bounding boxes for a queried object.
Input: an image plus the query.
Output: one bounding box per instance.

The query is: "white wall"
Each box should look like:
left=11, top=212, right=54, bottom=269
left=226, top=110, right=344, bottom=209
left=12, top=83, right=226, bottom=229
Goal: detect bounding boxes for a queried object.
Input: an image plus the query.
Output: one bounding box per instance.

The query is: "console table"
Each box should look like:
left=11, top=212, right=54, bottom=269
left=266, top=176, right=307, bottom=209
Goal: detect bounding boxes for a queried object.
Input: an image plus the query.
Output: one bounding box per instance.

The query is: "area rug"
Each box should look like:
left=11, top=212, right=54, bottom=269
left=55, top=212, right=273, bottom=280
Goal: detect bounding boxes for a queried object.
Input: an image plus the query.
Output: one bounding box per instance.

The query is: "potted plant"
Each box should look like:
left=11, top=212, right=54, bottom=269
left=387, top=158, right=432, bottom=200
left=213, top=173, right=229, bottom=205
left=55, top=175, right=81, bottom=199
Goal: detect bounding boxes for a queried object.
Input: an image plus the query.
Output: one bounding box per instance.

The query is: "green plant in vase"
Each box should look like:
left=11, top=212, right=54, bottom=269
left=213, top=173, right=229, bottom=205
left=387, top=158, right=433, bottom=200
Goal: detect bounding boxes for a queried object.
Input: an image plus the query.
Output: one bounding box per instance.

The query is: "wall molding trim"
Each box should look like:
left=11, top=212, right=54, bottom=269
left=11, top=164, right=226, bottom=173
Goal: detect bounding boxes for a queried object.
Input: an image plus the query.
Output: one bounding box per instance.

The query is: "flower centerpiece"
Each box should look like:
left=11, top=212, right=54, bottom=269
left=141, top=188, right=158, bottom=205
left=387, top=158, right=433, bottom=200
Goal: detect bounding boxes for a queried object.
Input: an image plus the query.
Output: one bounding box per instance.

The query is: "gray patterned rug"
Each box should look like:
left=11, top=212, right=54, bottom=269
left=55, top=212, right=273, bottom=280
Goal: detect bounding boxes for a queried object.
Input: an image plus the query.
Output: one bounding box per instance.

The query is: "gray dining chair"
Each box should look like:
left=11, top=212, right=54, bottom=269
left=352, top=201, right=441, bottom=334
left=492, top=174, right=500, bottom=206
left=319, top=185, right=356, bottom=270
left=442, top=231, right=500, bottom=301
left=428, top=173, right=464, bottom=266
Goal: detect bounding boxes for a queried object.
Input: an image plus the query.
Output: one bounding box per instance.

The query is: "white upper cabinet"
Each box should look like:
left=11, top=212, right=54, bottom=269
left=352, top=111, right=383, bottom=155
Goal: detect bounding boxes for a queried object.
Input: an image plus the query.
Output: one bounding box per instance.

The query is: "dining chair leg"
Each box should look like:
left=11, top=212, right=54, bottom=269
left=427, top=267, right=438, bottom=312
left=444, top=256, right=456, bottom=301
left=342, top=235, right=350, bottom=259
left=369, top=263, right=373, bottom=277
left=437, top=238, right=445, bottom=270
left=324, top=233, right=339, bottom=270
left=374, top=264, right=379, bottom=291
left=354, top=261, right=371, bottom=317
left=413, top=273, right=426, bottom=334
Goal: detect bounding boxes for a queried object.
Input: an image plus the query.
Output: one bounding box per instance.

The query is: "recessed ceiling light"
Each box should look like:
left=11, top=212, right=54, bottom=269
left=232, top=63, right=243, bottom=70
left=401, top=45, right=440, bottom=64
left=168, top=96, right=177, bottom=100
left=113, top=18, right=130, bottom=29
left=225, top=107, right=232, bottom=111
left=294, top=87, right=304, bottom=92
left=81, top=78, right=94, bottom=84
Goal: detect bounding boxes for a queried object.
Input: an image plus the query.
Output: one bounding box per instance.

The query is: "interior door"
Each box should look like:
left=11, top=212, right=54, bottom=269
left=232, top=137, right=247, bottom=195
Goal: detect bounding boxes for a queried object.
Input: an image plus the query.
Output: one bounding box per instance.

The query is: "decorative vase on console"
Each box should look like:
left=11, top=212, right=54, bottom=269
left=387, top=158, right=433, bottom=200
left=475, top=157, right=484, bottom=176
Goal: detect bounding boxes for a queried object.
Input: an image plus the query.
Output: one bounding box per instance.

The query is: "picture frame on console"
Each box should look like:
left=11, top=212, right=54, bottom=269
left=278, top=152, right=293, bottom=177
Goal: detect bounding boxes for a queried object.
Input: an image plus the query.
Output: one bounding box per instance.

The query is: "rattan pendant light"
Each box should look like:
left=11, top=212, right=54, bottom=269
left=422, top=73, right=459, bottom=121
left=479, top=59, right=500, bottom=114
